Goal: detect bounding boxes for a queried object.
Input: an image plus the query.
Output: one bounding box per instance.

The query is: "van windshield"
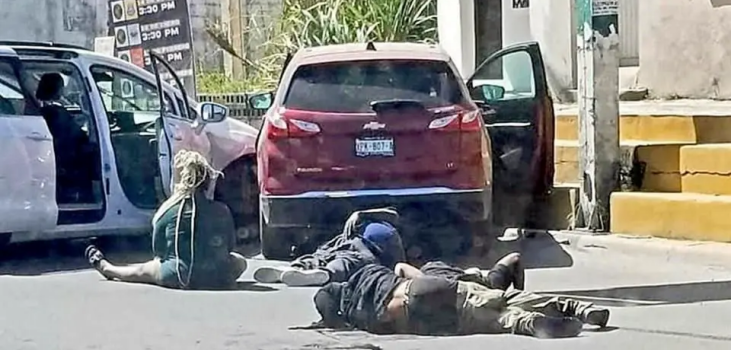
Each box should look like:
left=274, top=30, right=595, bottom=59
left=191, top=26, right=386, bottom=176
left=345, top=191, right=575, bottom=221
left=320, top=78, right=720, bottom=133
left=283, top=59, right=465, bottom=113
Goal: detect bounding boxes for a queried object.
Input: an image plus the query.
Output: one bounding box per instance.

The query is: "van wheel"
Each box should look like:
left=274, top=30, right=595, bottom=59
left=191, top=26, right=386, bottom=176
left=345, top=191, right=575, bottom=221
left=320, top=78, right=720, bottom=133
left=215, top=158, right=260, bottom=247
left=259, top=214, right=296, bottom=261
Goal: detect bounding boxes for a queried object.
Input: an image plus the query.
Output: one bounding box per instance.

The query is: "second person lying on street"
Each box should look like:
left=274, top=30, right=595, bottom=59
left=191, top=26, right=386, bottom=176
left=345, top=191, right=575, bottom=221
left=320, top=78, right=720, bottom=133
left=395, top=252, right=525, bottom=291
left=254, top=207, right=405, bottom=287
left=84, top=150, right=249, bottom=290
left=304, top=262, right=609, bottom=338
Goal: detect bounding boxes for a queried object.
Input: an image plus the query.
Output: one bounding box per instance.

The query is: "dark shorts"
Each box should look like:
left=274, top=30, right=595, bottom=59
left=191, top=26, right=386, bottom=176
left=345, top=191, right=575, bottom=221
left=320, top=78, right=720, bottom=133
left=159, top=258, right=190, bottom=289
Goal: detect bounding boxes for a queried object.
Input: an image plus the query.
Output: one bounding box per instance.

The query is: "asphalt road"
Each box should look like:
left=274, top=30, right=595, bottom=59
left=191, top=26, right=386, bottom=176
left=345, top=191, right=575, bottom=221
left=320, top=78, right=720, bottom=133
left=1, top=234, right=731, bottom=350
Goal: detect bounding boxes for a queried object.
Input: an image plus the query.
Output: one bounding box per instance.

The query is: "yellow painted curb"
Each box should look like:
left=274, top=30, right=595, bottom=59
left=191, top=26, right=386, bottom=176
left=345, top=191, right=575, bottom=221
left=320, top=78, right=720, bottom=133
left=680, top=143, right=731, bottom=195
left=556, top=114, right=698, bottom=142
left=554, top=141, right=684, bottom=192
left=611, top=192, right=731, bottom=243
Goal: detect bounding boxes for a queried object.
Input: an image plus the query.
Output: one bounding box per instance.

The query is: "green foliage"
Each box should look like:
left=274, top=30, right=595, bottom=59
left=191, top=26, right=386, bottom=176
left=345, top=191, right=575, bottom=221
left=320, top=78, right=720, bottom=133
left=201, top=0, right=438, bottom=93
left=196, top=72, right=248, bottom=94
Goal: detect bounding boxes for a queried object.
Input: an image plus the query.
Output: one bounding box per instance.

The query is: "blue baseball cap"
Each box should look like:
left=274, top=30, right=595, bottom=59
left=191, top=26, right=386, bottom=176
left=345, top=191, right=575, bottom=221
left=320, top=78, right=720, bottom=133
left=362, top=222, right=397, bottom=245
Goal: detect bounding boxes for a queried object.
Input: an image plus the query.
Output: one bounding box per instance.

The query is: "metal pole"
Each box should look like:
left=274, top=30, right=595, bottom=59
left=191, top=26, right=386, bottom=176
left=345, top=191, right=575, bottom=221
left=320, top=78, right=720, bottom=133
left=576, top=0, right=621, bottom=231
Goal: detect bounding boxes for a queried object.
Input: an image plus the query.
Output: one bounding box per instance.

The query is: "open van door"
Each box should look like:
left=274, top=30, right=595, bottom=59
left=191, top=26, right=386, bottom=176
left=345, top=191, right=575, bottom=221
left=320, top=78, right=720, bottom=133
left=150, top=52, right=191, bottom=198
left=0, top=54, right=58, bottom=234
left=466, top=42, right=555, bottom=226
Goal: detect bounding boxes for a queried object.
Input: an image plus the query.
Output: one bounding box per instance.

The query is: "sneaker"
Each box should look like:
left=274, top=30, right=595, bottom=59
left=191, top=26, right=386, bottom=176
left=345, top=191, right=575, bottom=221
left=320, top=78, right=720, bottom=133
left=532, top=316, right=583, bottom=339
left=582, top=307, right=610, bottom=328
left=253, top=266, right=290, bottom=283
left=281, top=269, right=331, bottom=287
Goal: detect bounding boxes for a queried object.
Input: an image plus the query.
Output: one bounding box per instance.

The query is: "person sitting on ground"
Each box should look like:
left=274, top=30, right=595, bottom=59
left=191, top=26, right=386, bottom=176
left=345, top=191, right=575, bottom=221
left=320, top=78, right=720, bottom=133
left=395, top=252, right=525, bottom=291
left=300, top=262, right=609, bottom=338
left=254, top=207, right=405, bottom=287
left=84, top=150, right=249, bottom=290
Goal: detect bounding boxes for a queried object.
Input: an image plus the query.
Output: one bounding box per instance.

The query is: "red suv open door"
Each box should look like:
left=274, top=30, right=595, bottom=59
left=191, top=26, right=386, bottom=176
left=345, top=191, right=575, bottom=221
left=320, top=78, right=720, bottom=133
left=465, top=42, right=555, bottom=226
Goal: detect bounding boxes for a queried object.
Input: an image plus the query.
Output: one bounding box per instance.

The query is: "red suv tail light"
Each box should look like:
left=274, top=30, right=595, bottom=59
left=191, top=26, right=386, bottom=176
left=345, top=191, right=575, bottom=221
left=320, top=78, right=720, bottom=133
left=428, top=110, right=481, bottom=132
left=266, top=108, right=322, bottom=139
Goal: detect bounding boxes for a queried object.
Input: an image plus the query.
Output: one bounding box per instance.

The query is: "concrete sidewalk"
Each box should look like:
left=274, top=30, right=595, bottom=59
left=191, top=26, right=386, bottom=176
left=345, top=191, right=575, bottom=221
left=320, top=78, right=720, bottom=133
left=555, top=99, right=731, bottom=117
left=547, top=230, right=731, bottom=267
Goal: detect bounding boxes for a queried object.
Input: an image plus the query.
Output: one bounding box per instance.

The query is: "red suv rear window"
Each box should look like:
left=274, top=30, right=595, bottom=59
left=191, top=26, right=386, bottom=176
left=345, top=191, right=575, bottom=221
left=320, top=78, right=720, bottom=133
left=283, top=59, right=466, bottom=113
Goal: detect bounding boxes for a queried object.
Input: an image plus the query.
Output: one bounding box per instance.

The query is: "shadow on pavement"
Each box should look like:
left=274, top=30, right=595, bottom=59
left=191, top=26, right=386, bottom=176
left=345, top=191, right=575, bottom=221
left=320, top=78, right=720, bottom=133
left=518, top=233, right=574, bottom=270
left=544, top=280, right=731, bottom=307
left=0, top=236, right=152, bottom=276
left=443, top=232, right=574, bottom=270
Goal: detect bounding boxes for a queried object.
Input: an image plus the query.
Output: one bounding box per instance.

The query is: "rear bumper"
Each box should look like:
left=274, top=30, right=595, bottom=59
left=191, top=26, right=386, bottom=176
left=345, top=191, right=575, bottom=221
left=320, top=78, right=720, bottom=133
left=260, top=186, right=492, bottom=229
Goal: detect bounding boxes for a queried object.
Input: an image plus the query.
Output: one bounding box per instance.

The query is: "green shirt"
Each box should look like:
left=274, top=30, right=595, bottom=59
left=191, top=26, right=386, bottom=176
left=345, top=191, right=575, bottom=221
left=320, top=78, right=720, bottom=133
left=152, top=200, right=194, bottom=265
left=151, top=194, right=238, bottom=289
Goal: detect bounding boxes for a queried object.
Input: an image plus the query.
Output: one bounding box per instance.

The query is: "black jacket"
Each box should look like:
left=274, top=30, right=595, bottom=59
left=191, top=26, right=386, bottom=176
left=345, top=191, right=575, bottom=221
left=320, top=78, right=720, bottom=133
left=314, top=264, right=404, bottom=334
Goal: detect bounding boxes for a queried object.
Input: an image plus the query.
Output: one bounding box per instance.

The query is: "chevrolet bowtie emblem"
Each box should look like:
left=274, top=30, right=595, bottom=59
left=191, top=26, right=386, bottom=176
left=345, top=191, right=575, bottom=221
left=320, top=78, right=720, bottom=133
left=363, top=121, right=386, bottom=130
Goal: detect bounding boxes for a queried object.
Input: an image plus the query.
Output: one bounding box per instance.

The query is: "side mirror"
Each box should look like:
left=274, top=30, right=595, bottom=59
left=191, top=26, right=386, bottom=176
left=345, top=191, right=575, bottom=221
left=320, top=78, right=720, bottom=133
left=471, top=83, right=506, bottom=101
left=248, top=91, right=274, bottom=110
left=200, top=102, right=228, bottom=123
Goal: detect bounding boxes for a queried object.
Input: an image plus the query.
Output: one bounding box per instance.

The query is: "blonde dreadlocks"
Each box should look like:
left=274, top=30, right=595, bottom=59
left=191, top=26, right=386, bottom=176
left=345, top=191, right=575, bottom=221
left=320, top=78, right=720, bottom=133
left=152, top=150, right=221, bottom=225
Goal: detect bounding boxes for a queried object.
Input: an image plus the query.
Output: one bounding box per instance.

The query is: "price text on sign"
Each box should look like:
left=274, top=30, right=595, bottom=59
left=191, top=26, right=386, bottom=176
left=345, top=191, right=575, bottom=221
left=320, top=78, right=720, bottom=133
left=142, top=27, right=180, bottom=42
left=138, top=1, right=177, bottom=16
left=593, top=0, right=618, bottom=16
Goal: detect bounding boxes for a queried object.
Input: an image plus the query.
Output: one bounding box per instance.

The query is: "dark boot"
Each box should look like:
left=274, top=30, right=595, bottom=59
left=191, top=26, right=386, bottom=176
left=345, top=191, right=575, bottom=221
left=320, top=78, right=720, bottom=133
left=558, top=299, right=610, bottom=328
left=530, top=316, right=583, bottom=338
left=580, top=307, right=610, bottom=328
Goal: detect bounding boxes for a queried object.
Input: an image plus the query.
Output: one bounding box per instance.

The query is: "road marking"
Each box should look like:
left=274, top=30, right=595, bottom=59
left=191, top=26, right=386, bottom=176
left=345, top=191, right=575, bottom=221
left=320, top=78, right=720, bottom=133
left=621, top=326, right=731, bottom=342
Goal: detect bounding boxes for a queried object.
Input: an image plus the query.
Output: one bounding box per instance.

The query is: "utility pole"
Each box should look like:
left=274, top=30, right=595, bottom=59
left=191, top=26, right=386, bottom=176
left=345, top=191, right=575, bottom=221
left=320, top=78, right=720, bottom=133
left=575, top=0, right=621, bottom=231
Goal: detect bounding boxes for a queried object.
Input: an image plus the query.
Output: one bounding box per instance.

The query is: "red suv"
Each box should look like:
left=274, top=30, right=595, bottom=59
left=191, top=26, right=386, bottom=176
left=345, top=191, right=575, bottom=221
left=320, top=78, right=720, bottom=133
left=250, top=42, right=554, bottom=260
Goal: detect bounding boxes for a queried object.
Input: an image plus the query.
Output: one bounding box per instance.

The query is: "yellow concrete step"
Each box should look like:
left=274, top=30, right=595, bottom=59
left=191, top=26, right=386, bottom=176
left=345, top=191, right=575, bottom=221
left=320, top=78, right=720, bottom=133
left=680, top=143, right=731, bottom=195
left=556, top=114, right=698, bottom=143
left=554, top=140, right=689, bottom=192
left=611, top=192, right=731, bottom=243
left=555, top=100, right=731, bottom=143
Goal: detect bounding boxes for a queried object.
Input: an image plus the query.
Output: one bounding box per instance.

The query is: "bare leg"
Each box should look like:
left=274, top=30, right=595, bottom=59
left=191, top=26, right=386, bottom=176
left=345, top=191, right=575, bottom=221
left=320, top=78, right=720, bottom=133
left=228, top=252, right=248, bottom=282
left=98, top=259, right=163, bottom=285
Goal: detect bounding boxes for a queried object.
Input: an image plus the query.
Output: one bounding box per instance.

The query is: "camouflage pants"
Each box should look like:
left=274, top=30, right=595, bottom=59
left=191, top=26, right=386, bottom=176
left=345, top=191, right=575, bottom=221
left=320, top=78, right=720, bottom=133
left=455, top=281, right=593, bottom=336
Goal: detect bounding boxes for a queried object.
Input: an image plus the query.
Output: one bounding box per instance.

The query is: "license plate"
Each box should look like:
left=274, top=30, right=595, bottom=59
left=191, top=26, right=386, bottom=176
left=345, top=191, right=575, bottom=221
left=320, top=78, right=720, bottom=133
left=355, top=138, right=395, bottom=157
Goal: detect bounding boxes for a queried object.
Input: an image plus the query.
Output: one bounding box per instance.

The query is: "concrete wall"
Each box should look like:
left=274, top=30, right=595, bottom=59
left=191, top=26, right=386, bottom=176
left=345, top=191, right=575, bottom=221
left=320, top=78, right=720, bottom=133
left=437, top=0, right=476, bottom=78
left=189, top=0, right=227, bottom=72
left=0, top=0, right=108, bottom=48
left=638, top=0, right=731, bottom=99
left=529, top=0, right=575, bottom=103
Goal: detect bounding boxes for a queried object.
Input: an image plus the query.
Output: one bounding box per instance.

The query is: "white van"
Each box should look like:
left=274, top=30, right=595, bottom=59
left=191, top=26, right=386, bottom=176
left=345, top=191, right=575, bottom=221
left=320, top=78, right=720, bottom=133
left=0, top=42, right=260, bottom=247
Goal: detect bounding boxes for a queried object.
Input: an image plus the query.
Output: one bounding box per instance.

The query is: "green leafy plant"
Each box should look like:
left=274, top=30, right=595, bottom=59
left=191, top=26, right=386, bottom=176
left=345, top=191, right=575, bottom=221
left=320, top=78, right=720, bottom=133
left=202, top=0, right=438, bottom=93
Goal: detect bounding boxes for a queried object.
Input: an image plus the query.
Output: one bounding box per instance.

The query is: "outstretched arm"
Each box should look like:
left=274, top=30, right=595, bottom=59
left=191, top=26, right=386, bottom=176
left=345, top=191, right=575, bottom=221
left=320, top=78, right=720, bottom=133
left=394, top=262, right=424, bottom=279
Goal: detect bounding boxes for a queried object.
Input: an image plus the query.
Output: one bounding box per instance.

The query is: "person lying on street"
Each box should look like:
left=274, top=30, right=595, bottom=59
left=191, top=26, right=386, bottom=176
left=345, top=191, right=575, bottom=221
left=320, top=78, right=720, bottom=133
left=85, top=150, right=249, bottom=290
left=395, top=252, right=525, bottom=291
left=254, top=207, right=405, bottom=287
left=302, top=263, right=609, bottom=338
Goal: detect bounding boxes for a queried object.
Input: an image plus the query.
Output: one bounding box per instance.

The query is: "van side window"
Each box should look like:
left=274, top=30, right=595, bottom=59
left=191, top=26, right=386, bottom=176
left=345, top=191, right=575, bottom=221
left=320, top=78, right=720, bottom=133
left=0, top=59, right=29, bottom=115
left=176, top=97, right=197, bottom=120
left=90, top=66, right=176, bottom=130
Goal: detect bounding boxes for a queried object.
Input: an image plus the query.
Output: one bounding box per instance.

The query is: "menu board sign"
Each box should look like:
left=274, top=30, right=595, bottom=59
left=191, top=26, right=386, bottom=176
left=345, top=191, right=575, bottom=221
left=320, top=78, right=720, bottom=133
left=108, top=0, right=195, bottom=80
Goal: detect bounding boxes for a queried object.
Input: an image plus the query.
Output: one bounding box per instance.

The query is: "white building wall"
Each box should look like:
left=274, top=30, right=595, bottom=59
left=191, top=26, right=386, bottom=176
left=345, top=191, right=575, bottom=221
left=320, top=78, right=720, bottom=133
left=438, top=0, right=640, bottom=102
left=437, top=0, right=476, bottom=78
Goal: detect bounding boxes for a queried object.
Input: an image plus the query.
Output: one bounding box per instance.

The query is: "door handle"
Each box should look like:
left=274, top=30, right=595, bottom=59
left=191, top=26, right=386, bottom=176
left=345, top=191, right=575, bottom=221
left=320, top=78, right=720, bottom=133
left=26, top=132, right=50, bottom=141
left=171, top=133, right=183, bottom=141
